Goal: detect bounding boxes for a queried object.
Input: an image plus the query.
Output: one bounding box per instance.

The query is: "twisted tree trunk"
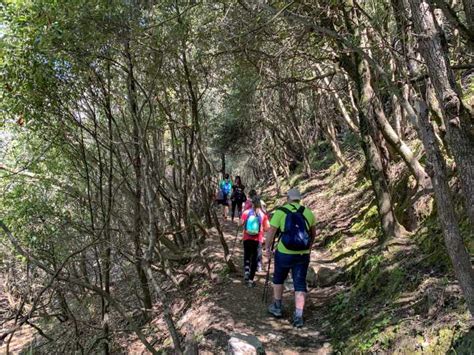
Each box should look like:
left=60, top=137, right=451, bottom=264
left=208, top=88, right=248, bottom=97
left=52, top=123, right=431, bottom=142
left=415, top=100, right=474, bottom=316
left=409, top=0, right=474, bottom=226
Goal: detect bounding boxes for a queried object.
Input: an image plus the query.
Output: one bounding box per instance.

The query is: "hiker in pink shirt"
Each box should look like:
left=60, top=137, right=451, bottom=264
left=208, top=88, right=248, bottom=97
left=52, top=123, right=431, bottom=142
left=243, top=189, right=268, bottom=271
left=239, top=197, right=270, bottom=287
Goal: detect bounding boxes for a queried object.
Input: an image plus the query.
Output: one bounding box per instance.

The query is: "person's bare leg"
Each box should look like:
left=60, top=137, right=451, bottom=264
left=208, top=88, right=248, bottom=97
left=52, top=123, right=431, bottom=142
left=295, top=291, right=306, bottom=311
left=225, top=201, right=230, bottom=218
left=273, top=284, right=284, bottom=301
left=293, top=291, right=306, bottom=327
left=268, top=283, right=284, bottom=316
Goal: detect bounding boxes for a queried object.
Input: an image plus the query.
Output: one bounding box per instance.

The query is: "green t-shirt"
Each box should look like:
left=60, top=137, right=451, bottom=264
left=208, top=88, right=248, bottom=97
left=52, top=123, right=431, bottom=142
left=270, top=202, right=316, bottom=255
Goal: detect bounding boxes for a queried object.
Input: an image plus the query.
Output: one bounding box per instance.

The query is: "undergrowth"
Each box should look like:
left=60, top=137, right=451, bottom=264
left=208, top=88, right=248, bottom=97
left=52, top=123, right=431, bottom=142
left=258, top=151, right=471, bottom=354
left=308, top=157, right=472, bottom=354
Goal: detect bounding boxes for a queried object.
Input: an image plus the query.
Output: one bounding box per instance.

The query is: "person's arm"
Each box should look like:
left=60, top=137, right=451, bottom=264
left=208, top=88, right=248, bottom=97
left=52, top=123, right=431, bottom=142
left=265, top=226, right=278, bottom=256
left=266, top=209, right=282, bottom=255
left=239, top=211, right=248, bottom=227
left=263, top=214, right=270, bottom=231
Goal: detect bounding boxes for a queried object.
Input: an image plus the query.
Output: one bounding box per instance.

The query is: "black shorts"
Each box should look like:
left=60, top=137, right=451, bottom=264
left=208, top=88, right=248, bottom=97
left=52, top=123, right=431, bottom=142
left=218, top=193, right=229, bottom=205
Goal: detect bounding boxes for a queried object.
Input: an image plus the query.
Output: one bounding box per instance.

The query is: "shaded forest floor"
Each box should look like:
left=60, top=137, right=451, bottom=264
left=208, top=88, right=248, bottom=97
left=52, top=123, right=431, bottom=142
left=2, top=162, right=473, bottom=354
left=138, top=161, right=473, bottom=354
left=168, top=161, right=472, bottom=354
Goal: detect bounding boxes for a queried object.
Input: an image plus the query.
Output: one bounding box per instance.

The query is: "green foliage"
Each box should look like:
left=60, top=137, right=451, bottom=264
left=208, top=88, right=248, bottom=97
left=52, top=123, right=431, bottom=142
left=211, top=62, right=259, bottom=153
left=356, top=316, right=392, bottom=351
left=310, top=141, right=336, bottom=171
left=350, top=203, right=380, bottom=239
left=288, top=172, right=305, bottom=187
left=461, top=75, right=474, bottom=115
left=330, top=292, right=350, bottom=314
left=414, top=209, right=451, bottom=269
left=450, top=327, right=474, bottom=354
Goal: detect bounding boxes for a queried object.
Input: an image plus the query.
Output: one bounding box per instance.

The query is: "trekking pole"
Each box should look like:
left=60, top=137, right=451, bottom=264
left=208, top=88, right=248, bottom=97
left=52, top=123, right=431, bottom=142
left=262, top=248, right=273, bottom=303
left=230, top=224, right=241, bottom=258
left=262, top=234, right=277, bottom=303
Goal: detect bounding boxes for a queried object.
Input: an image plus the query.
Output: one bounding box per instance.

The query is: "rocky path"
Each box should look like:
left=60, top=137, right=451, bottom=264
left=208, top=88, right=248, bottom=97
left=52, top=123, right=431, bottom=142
left=198, top=171, right=356, bottom=354
left=209, top=220, right=335, bottom=354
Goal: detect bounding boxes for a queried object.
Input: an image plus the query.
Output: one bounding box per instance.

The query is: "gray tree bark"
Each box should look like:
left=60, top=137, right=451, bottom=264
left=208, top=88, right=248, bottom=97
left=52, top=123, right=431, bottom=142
left=410, top=0, right=474, bottom=226
left=416, top=100, right=474, bottom=316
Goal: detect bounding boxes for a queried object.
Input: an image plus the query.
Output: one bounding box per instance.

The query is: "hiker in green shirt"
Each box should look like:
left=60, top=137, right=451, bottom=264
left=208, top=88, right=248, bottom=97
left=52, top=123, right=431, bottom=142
left=265, top=188, right=316, bottom=328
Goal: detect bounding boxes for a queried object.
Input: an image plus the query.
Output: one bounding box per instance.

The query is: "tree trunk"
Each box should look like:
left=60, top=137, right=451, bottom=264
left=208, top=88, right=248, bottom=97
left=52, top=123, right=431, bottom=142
left=416, top=100, right=474, bottom=316
left=371, top=86, right=431, bottom=189
left=324, top=118, right=348, bottom=168
left=463, top=0, right=474, bottom=34
left=359, top=109, right=406, bottom=240
left=431, top=0, right=474, bottom=47
left=409, top=0, right=474, bottom=226
left=357, top=29, right=407, bottom=240
left=364, top=33, right=431, bottom=189
left=316, top=64, right=360, bottom=134
left=143, top=161, right=183, bottom=353
left=126, top=40, right=153, bottom=312
left=271, top=161, right=282, bottom=196
left=211, top=208, right=237, bottom=273
left=390, top=55, right=404, bottom=138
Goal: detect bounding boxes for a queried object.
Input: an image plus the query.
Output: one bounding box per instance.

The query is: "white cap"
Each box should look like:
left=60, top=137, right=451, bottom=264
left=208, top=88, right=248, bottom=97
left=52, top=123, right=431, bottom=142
left=287, top=188, right=302, bottom=201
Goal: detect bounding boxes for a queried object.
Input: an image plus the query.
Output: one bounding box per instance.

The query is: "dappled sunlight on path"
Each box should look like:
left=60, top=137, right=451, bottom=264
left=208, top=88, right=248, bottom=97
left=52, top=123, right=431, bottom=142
left=204, top=191, right=343, bottom=354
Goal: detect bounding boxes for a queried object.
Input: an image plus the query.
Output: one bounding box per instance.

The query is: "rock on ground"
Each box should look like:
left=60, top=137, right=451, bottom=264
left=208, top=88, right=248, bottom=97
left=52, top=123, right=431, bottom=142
left=227, top=333, right=264, bottom=355
left=307, top=265, right=343, bottom=287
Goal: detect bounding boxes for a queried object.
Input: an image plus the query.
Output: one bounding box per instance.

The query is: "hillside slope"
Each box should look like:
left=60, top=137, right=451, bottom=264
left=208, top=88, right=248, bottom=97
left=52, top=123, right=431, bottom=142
left=127, top=161, right=472, bottom=353
left=2, top=162, right=472, bottom=354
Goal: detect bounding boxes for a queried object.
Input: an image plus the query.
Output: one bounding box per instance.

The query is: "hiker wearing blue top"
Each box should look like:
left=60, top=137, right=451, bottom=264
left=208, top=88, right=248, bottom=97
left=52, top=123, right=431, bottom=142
left=265, top=188, right=316, bottom=328
left=218, top=173, right=233, bottom=219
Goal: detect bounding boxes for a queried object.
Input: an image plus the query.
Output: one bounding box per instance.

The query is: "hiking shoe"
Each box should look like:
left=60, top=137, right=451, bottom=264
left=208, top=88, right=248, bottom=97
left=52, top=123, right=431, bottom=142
left=292, top=315, right=304, bottom=328
left=268, top=302, right=282, bottom=318
left=244, top=272, right=249, bottom=283
left=247, top=280, right=256, bottom=288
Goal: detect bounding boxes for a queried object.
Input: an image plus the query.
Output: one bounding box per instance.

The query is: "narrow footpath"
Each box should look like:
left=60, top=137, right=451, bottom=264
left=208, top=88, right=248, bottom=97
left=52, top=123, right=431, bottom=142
left=196, top=169, right=364, bottom=354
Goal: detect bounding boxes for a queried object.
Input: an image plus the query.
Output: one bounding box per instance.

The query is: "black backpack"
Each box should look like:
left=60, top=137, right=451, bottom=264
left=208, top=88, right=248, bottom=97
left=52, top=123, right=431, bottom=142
left=233, top=186, right=246, bottom=201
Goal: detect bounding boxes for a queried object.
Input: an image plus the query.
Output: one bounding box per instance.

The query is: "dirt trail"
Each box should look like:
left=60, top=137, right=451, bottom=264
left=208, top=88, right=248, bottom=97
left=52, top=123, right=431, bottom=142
left=198, top=171, right=354, bottom=354
left=0, top=276, right=36, bottom=354
left=209, top=222, right=334, bottom=354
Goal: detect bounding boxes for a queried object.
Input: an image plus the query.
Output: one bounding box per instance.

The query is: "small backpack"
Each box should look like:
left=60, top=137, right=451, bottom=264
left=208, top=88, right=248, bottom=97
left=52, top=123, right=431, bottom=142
left=233, top=186, right=245, bottom=201
left=245, top=210, right=261, bottom=236
left=278, top=206, right=310, bottom=251
left=221, top=181, right=231, bottom=195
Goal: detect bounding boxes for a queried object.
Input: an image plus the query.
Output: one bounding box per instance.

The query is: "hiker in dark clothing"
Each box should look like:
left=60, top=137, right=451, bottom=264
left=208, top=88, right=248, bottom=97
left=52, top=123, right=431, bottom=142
left=230, top=176, right=246, bottom=221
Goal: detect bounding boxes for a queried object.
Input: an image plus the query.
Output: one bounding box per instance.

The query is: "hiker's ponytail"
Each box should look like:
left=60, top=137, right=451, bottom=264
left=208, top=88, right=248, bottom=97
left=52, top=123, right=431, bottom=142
left=251, top=196, right=262, bottom=214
